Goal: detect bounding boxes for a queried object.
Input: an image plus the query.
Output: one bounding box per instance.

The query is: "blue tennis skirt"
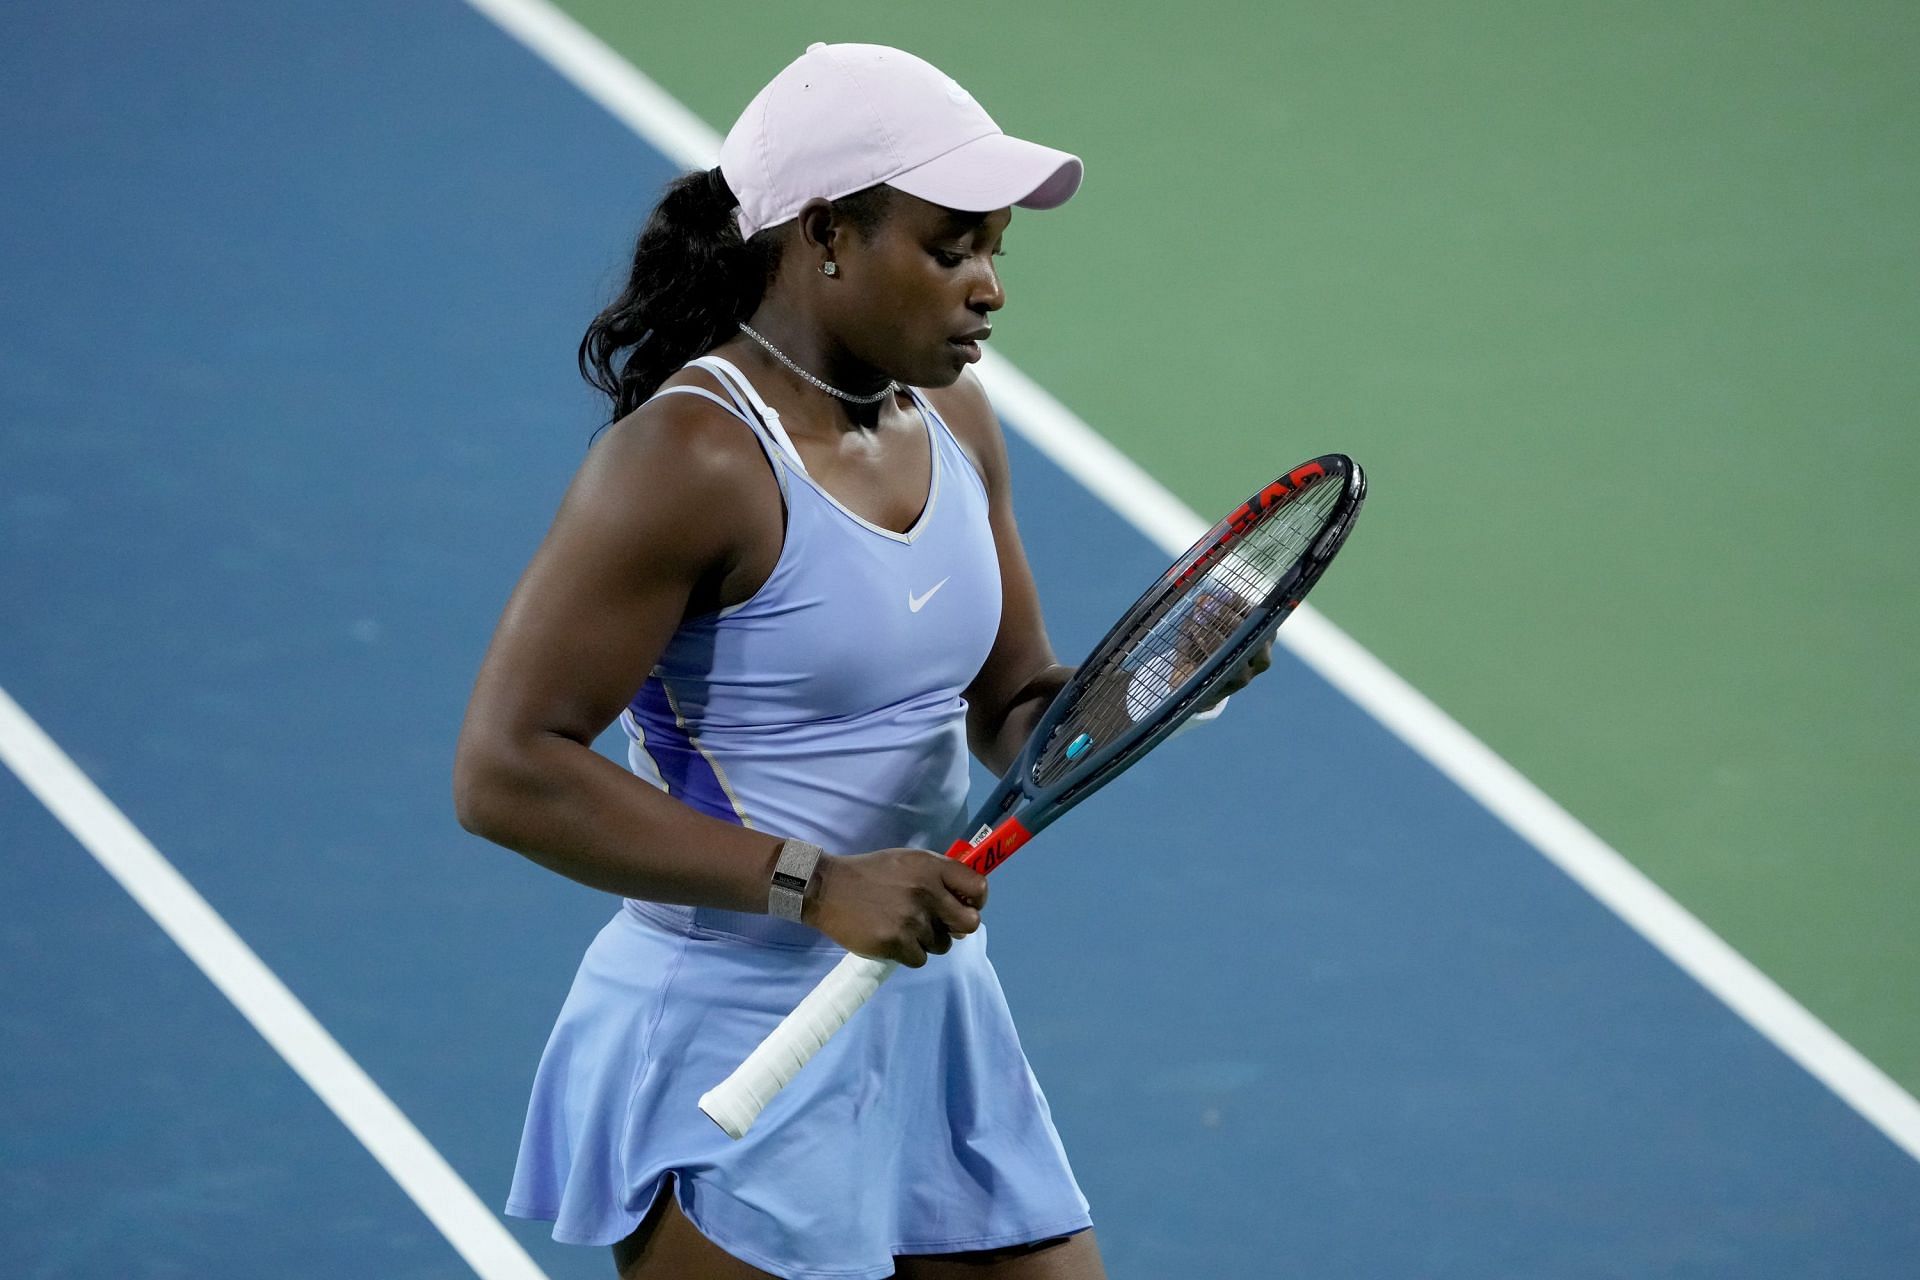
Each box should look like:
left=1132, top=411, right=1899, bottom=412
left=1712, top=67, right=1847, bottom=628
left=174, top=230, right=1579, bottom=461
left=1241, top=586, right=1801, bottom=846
left=506, top=900, right=1091, bottom=1278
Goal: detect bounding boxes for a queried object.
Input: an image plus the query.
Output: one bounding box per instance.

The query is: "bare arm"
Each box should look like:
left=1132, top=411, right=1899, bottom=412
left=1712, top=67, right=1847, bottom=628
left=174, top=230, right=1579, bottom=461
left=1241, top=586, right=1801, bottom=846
left=452, top=390, right=985, bottom=965
left=452, top=398, right=790, bottom=910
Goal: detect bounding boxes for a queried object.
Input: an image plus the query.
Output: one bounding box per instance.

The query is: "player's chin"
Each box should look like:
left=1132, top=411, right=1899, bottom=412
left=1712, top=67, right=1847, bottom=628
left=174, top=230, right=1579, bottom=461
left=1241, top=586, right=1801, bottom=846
left=906, top=340, right=981, bottom=388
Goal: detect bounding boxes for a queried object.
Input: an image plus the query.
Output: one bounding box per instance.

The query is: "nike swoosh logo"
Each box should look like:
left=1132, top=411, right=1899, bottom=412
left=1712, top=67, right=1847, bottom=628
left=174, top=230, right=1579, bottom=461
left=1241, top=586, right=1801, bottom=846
left=908, top=577, right=951, bottom=613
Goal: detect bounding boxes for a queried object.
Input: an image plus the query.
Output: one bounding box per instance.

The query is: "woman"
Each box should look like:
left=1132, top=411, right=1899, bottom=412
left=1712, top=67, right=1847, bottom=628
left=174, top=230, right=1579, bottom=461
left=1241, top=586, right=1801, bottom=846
left=455, top=42, right=1261, bottom=1279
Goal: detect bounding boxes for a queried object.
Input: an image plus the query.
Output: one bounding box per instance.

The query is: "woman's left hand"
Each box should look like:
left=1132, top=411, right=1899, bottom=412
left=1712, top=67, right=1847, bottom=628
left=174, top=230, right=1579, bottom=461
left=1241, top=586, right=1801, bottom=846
left=1169, top=583, right=1277, bottom=717
left=1198, top=633, right=1275, bottom=713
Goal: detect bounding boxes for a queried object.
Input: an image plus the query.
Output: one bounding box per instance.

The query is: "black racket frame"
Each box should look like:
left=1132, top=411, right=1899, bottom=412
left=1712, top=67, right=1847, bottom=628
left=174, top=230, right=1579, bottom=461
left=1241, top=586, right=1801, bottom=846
left=951, top=453, right=1367, bottom=872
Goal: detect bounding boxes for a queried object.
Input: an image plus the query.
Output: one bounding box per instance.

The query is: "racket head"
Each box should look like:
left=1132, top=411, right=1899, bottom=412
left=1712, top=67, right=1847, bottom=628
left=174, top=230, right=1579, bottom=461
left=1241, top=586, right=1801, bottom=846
left=969, top=454, right=1366, bottom=850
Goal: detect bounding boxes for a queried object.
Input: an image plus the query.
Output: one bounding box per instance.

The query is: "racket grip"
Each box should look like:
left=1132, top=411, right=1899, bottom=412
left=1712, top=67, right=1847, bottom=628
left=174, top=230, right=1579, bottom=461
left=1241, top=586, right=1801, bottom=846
left=698, top=951, right=900, bottom=1139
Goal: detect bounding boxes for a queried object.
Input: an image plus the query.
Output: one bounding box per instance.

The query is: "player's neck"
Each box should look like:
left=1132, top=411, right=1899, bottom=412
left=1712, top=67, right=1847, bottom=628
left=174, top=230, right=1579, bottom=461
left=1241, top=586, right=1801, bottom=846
left=733, top=306, right=894, bottom=432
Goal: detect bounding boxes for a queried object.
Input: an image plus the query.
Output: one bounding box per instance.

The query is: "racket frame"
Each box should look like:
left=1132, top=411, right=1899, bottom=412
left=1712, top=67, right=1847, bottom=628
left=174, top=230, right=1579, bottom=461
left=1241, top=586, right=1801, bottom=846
left=949, top=453, right=1366, bottom=875
left=698, top=452, right=1366, bottom=1138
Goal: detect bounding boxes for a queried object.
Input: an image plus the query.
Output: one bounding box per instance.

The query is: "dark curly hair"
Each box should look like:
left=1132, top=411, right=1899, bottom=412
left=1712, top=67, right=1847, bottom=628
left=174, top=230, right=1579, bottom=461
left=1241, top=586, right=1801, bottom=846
left=579, top=168, right=894, bottom=424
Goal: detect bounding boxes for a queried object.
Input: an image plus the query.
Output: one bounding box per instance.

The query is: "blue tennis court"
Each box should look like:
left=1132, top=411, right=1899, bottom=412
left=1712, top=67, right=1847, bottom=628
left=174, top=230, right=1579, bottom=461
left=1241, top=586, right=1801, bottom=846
left=4, top=3, right=1917, bottom=1276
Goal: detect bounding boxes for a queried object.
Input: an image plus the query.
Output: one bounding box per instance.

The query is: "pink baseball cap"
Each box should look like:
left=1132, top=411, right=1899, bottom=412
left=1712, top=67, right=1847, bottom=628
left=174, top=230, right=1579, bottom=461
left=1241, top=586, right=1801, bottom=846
left=719, top=42, right=1084, bottom=241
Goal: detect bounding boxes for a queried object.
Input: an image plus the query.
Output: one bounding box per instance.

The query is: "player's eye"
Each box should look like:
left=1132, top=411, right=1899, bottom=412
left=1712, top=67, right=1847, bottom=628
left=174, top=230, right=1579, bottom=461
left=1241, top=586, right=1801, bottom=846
left=931, top=248, right=965, bottom=268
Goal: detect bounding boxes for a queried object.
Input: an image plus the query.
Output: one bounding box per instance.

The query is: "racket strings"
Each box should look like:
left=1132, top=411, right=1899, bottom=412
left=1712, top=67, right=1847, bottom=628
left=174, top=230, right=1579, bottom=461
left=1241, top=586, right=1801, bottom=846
left=1032, top=474, right=1344, bottom=787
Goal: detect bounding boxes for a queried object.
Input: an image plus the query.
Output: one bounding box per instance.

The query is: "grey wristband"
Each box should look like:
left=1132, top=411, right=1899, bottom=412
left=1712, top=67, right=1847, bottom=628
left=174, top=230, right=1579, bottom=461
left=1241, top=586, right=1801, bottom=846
left=768, top=840, right=823, bottom=921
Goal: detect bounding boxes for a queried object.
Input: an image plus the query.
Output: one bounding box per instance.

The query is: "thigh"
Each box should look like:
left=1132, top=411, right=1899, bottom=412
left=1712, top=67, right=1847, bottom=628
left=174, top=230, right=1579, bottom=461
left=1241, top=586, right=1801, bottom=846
left=612, top=1177, right=775, bottom=1280
left=894, top=1229, right=1106, bottom=1280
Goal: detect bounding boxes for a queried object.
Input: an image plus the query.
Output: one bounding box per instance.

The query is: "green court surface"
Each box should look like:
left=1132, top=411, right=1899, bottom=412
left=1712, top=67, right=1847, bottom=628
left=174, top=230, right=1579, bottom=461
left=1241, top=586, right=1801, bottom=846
left=557, top=2, right=1920, bottom=1092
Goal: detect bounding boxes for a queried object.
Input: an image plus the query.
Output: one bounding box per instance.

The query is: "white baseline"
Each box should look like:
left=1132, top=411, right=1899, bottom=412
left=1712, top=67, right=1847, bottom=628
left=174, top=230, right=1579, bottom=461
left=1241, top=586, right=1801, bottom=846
left=464, top=0, right=1920, bottom=1166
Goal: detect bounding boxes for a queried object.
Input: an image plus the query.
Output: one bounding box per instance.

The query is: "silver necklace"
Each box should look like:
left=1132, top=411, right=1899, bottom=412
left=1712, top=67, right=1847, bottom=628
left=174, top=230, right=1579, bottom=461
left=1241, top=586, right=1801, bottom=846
left=737, top=322, right=898, bottom=405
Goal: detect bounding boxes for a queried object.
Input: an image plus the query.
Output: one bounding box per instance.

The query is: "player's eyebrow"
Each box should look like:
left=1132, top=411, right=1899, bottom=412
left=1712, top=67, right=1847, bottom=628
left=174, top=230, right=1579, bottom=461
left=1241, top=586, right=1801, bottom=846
left=934, top=209, right=992, bottom=234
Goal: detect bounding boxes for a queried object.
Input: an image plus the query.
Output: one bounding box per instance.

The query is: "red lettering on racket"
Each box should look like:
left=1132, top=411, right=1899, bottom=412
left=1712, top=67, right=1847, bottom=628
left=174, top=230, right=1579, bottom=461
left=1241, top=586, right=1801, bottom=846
left=948, top=816, right=1033, bottom=875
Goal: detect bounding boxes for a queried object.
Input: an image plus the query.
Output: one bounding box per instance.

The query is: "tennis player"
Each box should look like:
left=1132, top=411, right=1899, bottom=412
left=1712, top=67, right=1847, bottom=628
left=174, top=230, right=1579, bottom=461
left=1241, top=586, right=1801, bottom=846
left=455, top=43, right=1265, bottom=1279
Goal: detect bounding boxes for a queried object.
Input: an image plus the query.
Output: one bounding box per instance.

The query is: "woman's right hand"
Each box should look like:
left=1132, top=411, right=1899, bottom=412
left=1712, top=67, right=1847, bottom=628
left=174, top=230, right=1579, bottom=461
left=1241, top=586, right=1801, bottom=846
left=802, top=849, right=989, bottom=967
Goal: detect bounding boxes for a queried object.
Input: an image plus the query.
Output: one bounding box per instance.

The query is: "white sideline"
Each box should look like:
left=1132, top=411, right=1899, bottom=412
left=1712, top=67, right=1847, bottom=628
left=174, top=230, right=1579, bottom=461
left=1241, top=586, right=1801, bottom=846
left=464, top=0, right=1920, bottom=1166
left=0, top=687, right=550, bottom=1279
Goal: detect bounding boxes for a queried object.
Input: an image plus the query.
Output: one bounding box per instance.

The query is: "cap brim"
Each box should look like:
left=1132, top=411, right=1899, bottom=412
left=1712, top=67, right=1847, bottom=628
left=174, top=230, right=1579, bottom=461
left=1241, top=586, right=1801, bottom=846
left=886, top=132, right=1083, bottom=214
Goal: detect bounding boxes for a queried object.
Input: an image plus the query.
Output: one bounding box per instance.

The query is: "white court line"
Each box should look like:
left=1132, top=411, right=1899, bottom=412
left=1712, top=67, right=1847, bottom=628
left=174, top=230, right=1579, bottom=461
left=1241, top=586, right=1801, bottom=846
left=0, top=687, right=549, bottom=1279
left=464, top=0, right=1920, bottom=1166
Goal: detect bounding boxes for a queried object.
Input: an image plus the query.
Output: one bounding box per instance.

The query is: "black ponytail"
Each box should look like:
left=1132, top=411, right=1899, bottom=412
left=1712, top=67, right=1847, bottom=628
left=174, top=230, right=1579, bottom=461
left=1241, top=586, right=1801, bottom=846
left=579, top=167, right=777, bottom=424
left=579, top=171, right=897, bottom=425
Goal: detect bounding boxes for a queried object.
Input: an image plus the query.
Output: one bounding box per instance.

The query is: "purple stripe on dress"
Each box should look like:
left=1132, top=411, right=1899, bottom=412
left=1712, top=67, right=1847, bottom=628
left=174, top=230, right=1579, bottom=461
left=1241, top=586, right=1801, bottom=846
left=630, top=677, right=743, bottom=826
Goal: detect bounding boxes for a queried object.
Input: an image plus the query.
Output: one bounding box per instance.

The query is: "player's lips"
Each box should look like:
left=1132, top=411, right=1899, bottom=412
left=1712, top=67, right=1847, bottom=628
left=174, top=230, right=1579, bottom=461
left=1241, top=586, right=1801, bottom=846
left=948, top=327, right=991, bottom=363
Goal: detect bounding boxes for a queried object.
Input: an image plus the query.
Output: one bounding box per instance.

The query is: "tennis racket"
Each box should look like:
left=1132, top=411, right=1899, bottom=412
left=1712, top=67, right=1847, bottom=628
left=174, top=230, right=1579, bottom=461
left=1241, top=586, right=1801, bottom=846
left=697, top=453, right=1367, bottom=1139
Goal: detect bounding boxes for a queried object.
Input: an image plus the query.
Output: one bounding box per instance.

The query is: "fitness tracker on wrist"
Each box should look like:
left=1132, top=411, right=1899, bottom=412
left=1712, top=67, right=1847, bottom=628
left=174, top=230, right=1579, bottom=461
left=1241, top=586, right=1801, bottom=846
left=768, top=839, right=823, bottom=921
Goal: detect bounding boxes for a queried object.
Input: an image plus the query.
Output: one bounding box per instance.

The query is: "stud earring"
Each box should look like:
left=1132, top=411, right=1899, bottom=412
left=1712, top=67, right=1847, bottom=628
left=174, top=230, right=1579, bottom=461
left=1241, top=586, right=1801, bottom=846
left=820, top=260, right=838, bottom=277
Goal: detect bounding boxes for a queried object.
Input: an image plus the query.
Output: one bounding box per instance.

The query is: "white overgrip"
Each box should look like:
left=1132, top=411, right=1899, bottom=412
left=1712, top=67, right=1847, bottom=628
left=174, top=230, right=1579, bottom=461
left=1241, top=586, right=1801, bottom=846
left=697, top=951, right=900, bottom=1139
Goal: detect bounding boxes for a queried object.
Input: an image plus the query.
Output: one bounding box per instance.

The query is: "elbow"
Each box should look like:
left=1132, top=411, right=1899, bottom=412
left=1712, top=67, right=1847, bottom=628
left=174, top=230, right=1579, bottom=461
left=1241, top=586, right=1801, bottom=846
left=964, top=713, right=1003, bottom=776
left=451, top=768, right=490, bottom=839
left=451, top=754, right=493, bottom=839
left=452, top=735, right=522, bottom=842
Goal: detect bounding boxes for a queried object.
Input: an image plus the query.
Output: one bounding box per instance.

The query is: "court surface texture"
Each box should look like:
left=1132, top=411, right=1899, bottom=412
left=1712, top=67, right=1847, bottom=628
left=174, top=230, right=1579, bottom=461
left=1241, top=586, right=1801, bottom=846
left=4, top=3, right=1916, bottom=1277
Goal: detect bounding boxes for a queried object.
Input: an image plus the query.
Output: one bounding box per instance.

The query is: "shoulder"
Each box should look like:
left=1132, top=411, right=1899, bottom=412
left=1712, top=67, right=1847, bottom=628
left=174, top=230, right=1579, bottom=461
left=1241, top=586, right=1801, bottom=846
left=582, top=372, right=774, bottom=506
left=919, top=369, right=1010, bottom=498
left=560, top=374, right=780, bottom=569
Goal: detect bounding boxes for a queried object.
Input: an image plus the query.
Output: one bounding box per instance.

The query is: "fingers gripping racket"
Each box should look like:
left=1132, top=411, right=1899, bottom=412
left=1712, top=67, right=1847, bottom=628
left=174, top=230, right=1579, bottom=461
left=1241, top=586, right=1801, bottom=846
left=698, top=454, right=1367, bottom=1139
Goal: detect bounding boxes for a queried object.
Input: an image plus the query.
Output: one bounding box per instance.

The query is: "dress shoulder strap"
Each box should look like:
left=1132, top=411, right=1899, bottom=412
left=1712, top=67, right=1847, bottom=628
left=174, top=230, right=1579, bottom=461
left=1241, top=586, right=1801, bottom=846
left=643, top=368, right=793, bottom=496
left=645, top=383, right=749, bottom=422
left=685, top=356, right=810, bottom=475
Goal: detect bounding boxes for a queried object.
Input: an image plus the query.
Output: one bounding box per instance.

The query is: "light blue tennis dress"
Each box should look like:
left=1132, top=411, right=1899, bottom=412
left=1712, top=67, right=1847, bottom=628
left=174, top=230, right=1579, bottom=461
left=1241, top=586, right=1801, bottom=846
left=505, top=356, right=1091, bottom=1276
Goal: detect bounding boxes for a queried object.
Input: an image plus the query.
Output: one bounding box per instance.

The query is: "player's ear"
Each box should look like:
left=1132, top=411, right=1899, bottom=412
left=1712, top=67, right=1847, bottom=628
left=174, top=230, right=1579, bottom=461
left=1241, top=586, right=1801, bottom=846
left=794, top=199, right=840, bottom=270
